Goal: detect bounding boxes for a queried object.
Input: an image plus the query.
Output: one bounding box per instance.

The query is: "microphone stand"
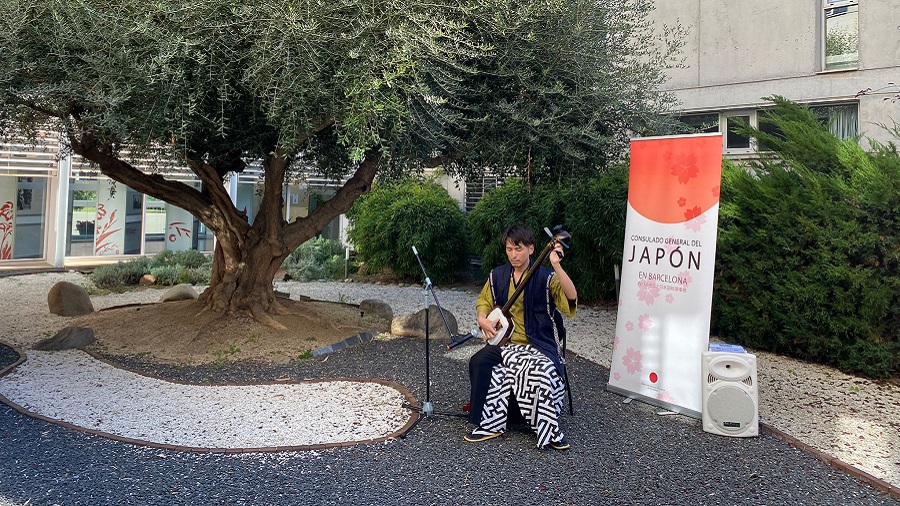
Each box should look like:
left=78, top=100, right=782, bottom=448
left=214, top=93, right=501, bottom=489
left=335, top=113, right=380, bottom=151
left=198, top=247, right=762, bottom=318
left=402, top=246, right=468, bottom=436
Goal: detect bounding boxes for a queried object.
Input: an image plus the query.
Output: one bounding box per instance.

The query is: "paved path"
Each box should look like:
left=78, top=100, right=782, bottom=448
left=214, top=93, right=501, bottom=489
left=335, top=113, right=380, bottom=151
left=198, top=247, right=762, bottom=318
left=1, top=337, right=897, bottom=505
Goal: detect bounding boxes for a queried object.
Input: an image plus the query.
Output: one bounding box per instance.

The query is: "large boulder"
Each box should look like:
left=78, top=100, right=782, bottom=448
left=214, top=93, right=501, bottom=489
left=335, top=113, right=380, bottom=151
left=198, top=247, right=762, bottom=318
left=159, top=284, right=199, bottom=302
left=359, top=299, right=393, bottom=322
left=391, top=307, right=459, bottom=339
left=32, top=326, right=95, bottom=351
left=47, top=281, right=94, bottom=316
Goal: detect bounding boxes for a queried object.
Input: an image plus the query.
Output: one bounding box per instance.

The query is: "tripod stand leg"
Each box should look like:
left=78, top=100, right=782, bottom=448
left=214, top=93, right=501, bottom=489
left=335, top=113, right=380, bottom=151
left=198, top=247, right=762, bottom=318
left=564, top=366, right=574, bottom=416
left=400, top=410, right=425, bottom=438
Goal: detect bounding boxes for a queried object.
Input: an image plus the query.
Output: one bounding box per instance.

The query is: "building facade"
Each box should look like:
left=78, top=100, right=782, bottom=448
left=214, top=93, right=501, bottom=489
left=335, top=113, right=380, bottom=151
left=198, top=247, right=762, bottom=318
left=651, top=0, right=899, bottom=155
left=0, top=135, right=355, bottom=270
left=0, top=132, right=464, bottom=271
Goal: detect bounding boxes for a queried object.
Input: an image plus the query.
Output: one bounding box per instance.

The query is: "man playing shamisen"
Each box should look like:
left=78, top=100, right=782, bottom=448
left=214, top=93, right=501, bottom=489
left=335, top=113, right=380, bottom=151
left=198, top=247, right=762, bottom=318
left=465, top=224, right=577, bottom=450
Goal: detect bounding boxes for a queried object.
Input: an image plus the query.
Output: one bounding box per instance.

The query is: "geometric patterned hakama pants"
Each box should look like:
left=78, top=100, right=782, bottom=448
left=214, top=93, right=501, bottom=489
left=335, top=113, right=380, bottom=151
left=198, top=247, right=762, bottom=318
left=477, top=344, right=566, bottom=448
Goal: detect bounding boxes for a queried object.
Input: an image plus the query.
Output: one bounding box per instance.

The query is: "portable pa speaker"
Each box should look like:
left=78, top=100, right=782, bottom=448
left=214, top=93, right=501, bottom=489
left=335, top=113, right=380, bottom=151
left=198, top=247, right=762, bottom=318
left=701, top=351, right=758, bottom=437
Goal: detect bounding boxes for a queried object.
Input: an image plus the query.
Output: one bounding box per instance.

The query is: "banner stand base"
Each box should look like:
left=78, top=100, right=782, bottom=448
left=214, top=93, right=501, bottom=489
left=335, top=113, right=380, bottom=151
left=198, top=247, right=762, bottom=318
left=606, top=384, right=701, bottom=419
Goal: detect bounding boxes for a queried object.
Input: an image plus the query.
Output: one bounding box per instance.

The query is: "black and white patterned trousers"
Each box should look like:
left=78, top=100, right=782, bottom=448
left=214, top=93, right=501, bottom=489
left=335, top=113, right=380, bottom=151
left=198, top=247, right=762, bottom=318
left=477, top=344, right=565, bottom=447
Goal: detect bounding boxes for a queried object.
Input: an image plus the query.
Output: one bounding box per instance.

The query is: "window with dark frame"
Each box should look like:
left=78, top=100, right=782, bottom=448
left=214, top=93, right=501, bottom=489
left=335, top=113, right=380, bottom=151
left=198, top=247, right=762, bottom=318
left=810, top=103, right=859, bottom=139
left=670, top=102, right=858, bottom=155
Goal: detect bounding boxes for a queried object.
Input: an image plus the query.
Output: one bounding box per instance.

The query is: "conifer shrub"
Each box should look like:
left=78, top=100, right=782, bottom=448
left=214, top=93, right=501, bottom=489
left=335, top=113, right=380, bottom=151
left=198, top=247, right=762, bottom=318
left=714, top=97, right=899, bottom=378
left=346, top=178, right=469, bottom=282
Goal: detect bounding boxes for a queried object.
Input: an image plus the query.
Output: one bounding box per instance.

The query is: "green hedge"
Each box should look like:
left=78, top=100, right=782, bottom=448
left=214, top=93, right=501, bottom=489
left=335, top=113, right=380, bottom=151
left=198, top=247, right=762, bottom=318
left=713, top=97, right=899, bottom=378
left=346, top=178, right=469, bottom=282
left=467, top=167, right=628, bottom=301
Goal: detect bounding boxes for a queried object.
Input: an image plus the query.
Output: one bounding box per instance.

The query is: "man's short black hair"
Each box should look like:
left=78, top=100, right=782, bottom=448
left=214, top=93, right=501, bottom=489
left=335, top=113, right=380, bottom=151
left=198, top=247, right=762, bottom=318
left=502, top=224, right=534, bottom=247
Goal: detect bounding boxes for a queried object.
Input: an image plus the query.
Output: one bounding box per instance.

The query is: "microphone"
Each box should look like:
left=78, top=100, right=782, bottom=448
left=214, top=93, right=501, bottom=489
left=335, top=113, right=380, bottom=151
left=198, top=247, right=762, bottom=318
left=446, top=330, right=478, bottom=350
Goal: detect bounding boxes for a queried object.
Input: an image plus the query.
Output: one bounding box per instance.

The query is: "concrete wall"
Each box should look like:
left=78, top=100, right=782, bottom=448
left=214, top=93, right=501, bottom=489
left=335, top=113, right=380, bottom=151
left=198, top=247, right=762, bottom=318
left=651, top=0, right=900, bottom=145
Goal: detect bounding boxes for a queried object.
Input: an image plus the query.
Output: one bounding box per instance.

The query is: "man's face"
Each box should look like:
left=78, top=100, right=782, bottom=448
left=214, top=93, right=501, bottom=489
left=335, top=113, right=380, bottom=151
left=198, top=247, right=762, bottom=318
left=505, top=239, right=534, bottom=270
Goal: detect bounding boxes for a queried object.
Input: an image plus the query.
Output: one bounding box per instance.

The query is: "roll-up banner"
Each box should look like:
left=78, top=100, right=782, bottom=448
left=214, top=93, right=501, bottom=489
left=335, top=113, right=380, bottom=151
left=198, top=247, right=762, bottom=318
left=607, top=133, right=723, bottom=417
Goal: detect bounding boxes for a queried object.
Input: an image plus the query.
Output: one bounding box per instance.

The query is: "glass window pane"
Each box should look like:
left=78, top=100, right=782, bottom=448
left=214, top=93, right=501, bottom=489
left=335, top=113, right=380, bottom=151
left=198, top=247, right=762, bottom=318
left=676, top=113, right=720, bottom=134
left=66, top=181, right=97, bottom=257
left=825, top=3, right=859, bottom=70
left=757, top=109, right=786, bottom=144
left=144, top=196, right=166, bottom=255
left=123, top=188, right=143, bottom=255
left=810, top=104, right=859, bottom=139
left=1, top=176, right=47, bottom=259
left=726, top=116, right=751, bottom=149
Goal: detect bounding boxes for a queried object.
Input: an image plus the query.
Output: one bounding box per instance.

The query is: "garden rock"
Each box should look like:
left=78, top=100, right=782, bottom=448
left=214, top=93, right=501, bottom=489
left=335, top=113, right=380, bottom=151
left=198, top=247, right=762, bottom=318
left=159, top=284, right=199, bottom=302
left=391, top=307, right=458, bottom=339
left=138, top=274, right=156, bottom=286
left=359, top=299, right=393, bottom=322
left=32, top=326, right=95, bottom=351
left=47, top=281, right=94, bottom=316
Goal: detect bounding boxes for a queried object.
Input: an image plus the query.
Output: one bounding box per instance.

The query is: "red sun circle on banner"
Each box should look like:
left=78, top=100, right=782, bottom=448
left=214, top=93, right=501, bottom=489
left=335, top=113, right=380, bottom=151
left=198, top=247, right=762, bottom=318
left=649, top=372, right=658, bottom=383
left=628, top=135, right=723, bottom=223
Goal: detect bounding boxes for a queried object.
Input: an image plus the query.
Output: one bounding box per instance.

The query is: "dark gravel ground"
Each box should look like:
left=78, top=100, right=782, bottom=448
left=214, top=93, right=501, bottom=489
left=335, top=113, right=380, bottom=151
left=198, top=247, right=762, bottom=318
left=0, top=339, right=897, bottom=506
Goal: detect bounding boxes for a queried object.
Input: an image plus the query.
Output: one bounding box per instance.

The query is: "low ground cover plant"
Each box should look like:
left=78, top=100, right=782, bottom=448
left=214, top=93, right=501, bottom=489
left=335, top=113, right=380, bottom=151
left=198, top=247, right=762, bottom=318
left=90, top=250, right=212, bottom=289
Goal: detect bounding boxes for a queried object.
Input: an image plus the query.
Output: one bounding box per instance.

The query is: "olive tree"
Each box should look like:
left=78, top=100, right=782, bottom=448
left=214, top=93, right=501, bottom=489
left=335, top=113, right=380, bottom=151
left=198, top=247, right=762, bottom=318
left=0, top=0, right=681, bottom=327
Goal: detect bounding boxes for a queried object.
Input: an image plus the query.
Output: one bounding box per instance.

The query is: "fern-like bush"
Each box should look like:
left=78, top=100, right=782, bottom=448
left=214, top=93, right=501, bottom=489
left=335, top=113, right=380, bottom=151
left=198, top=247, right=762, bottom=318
left=714, top=96, right=899, bottom=378
left=347, top=178, right=469, bottom=282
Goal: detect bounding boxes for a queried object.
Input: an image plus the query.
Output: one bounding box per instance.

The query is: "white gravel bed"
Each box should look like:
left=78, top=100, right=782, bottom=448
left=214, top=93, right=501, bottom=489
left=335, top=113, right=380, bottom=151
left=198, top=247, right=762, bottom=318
left=0, top=349, right=409, bottom=448
left=0, top=272, right=896, bottom=488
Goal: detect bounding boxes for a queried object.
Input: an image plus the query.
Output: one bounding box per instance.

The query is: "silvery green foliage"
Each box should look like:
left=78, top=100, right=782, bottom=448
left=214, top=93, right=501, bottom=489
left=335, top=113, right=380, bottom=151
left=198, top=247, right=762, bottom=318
left=0, top=0, right=683, bottom=182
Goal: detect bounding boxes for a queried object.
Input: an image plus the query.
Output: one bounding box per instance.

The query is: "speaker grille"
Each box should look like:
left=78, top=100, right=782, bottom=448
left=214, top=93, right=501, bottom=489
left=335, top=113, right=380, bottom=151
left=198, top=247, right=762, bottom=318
left=708, top=373, right=753, bottom=387
left=706, top=385, right=755, bottom=431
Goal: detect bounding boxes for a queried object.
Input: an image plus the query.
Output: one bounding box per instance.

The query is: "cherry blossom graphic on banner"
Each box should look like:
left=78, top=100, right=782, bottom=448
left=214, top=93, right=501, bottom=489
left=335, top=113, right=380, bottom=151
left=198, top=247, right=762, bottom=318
left=607, top=133, right=722, bottom=417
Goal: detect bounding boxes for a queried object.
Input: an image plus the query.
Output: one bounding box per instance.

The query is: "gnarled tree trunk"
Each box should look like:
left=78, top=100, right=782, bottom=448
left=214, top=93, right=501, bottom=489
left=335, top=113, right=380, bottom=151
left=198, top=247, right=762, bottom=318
left=70, top=132, right=380, bottom=328
left=200, top=230, right=292, bottom=329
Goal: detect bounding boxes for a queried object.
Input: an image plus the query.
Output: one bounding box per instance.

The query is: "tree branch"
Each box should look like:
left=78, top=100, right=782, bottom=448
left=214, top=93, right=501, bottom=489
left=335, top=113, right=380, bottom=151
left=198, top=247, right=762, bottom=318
left=185, top=158, right=250, bottom=239
left=423, top=150, right=464, bottom=168
left=69, top=133, right=214, bottom=222
left=283, top=151, right=381, bottom=249
left=254, top=148, right=289, bottom=254
left=7, top=96, right=66, bottom=119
